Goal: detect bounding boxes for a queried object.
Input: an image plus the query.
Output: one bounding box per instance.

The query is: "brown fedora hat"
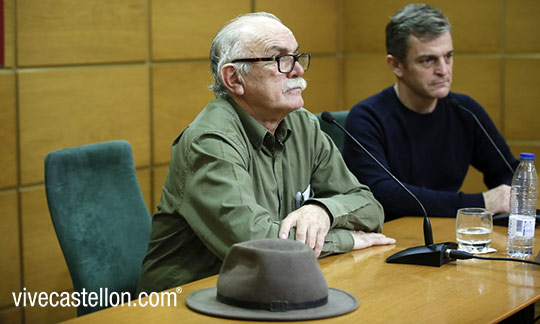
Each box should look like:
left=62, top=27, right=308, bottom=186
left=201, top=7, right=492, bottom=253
left=186, top=239, right=358, bottom=321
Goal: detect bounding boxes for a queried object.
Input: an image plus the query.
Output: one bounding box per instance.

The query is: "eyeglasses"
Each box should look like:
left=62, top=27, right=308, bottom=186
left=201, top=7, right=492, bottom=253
left=231, top=53, right=311, bottom=74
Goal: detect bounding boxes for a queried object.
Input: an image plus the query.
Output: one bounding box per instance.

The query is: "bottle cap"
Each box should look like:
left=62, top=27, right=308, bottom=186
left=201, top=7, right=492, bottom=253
left=520, top=153, right=535, bottom=161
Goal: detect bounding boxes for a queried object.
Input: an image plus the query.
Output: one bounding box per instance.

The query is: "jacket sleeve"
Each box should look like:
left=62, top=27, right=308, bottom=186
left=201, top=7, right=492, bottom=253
left=306, top=114, right=385, bottom=234
left=167, top=132, right=362, bottom=260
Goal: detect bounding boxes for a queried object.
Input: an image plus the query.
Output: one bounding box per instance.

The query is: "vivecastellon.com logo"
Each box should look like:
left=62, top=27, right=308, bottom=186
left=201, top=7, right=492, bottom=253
left=12, top=287, right=181, bottom=308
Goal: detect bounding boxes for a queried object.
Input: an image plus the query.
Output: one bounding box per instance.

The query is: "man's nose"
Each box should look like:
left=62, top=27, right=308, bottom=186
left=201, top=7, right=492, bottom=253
left=434, top=57, right=450, bottom=75
left=287, top=60, right=305, bottom=78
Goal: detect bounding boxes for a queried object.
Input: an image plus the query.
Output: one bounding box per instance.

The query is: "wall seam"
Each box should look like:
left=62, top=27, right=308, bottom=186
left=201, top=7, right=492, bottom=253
left=12, top=0, right=25, bottom=322
left=336, top=0, right=344, bottom=110
left=147, top=0, right=155, bottom=212
left=500, top=0, right=506, bottom=137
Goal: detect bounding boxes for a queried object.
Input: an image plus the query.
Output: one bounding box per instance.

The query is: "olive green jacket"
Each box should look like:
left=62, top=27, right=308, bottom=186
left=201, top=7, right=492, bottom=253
left=137, top=98, right=384, bottom=293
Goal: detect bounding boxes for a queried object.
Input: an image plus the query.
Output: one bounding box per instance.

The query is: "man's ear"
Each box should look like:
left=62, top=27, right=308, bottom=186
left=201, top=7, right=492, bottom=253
left=386, top=55, right=404, bottom=78
left=221, top=64, right=245, bottom=96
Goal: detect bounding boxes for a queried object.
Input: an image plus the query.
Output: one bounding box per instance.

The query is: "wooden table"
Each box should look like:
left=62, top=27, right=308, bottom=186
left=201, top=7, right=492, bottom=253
left=60, top=217, right=540, bottom=323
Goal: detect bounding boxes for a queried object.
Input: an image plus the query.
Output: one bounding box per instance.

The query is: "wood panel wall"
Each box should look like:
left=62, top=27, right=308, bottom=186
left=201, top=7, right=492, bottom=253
left=1, top=1, right=539, bottom=323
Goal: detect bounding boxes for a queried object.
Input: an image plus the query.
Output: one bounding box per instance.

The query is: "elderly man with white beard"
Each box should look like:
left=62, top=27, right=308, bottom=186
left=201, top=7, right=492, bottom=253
left=137, top=12, right=395, bottom=293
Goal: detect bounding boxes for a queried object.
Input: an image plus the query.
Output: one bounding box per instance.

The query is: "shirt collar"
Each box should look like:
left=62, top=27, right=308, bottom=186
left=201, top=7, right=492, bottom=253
left=228, top=98, right=292, bottom=151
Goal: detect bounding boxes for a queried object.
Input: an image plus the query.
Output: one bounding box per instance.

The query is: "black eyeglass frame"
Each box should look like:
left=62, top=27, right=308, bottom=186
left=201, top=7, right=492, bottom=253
left=231, top=53, right=311, bottom=74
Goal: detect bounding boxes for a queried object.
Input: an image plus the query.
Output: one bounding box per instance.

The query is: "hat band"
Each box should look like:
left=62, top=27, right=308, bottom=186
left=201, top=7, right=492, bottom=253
left=216, top=293, right=328, bottom=312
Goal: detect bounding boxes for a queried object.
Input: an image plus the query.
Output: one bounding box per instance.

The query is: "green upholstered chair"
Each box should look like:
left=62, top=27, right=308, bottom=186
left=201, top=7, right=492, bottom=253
left=315, top=110, right=349, bottom=153
left=44, top=140, right=151, bottom=316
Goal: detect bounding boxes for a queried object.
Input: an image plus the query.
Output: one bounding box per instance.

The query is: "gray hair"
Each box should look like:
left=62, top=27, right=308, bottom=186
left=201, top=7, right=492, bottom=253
left=386, top=4, right=451, bottom=64
left=209, top=12, right=282, bottom=99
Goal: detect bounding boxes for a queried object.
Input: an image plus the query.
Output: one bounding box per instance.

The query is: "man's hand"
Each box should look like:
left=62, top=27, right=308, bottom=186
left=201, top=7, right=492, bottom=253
left=348, top=230, right=396, bottom=250
left=483, top=184, right=511, bottom=215
left=279, top=204, right=331, bottom=257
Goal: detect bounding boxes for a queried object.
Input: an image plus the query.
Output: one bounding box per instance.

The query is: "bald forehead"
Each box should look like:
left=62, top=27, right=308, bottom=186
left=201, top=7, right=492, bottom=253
left=234, top=15, right=284, bottom=30
left=236, top=17, right=297, bottom=55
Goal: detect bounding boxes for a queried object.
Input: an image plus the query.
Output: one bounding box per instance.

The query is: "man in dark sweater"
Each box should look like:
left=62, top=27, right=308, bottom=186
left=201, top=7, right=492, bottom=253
left=343, top=4, right=518, bottom=221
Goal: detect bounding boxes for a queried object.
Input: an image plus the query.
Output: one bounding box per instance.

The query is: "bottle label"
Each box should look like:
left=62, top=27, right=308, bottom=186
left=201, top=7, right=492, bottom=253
left=508, top=216, right=536, bottom=238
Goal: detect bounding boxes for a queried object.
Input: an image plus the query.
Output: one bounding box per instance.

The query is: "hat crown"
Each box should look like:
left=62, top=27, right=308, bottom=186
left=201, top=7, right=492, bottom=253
left=217, top=239, right=328, bottom=311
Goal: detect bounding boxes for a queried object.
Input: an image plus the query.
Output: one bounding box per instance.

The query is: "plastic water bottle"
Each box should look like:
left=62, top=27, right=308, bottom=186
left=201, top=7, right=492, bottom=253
left=507, top=153, right=538, bottom=258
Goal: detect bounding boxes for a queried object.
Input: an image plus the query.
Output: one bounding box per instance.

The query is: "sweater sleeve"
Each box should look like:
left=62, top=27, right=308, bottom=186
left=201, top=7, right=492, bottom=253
left=455, top=95, right=518, bottom=188
left=343, top=98, right=485, bottom=220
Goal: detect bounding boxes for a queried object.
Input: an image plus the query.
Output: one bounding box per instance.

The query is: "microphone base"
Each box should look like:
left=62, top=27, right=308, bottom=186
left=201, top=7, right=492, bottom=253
left=386, top=242, right=458, bottom=267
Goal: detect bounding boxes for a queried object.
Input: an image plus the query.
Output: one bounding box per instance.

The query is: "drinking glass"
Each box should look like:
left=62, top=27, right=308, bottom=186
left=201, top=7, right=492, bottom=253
left=456, top=208, right=493, bottom=254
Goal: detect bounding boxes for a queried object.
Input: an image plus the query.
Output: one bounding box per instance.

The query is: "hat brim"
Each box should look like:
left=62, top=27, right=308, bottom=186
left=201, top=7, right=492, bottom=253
left=186, top=287, right=359, bottom=321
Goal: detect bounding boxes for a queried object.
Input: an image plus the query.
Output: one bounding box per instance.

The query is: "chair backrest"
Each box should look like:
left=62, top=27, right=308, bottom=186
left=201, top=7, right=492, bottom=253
left=44, top=140, right=151, bottom=316
left=316, top=110, right=349, bottom=153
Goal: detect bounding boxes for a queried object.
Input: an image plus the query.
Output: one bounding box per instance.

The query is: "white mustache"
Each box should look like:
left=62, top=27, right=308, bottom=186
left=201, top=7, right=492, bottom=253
left=282, top=77, right=307, bottom=92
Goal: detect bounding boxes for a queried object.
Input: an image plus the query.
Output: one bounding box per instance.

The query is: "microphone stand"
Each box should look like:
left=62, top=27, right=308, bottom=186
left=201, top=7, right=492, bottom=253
left=321, top=111, right=457, bottom=266
left=450, top=98, right=515, bottom=176
left=385, top=238, right=458, bottom=267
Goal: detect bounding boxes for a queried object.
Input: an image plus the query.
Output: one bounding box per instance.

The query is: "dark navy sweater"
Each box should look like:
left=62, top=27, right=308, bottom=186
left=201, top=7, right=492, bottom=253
left=343, top=86, right=518, bottom=221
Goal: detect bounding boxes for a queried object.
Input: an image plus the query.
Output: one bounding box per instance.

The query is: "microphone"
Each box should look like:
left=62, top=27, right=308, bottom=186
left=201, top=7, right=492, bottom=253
left=321, top=111, right=457, bottom=266
left=449, top=98, right=515, bottom=176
